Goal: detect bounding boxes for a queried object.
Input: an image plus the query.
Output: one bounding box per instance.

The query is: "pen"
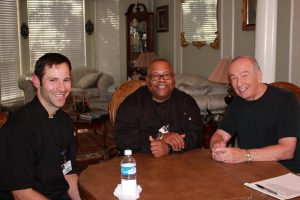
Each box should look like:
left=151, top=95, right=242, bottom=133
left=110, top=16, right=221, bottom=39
left=255, top=184, right=278, bottom=195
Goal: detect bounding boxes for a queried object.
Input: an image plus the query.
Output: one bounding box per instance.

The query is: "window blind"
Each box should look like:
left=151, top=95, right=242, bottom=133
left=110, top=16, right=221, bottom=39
left=27, top=0, right=85, bottom=70
left=0, top=0, right=22, bottom=102
left=95, top=0, right=119, bottom=75
left=182, top=0, right=218, bottom=43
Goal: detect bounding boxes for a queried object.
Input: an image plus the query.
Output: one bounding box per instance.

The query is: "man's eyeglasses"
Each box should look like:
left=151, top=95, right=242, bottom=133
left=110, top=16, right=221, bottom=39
left=148, top=73, right=174, bottom=81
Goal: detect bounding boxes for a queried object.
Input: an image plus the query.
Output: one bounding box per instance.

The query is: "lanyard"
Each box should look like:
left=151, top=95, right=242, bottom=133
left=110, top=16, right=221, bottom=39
left=151, top=99, right=171, bottom=136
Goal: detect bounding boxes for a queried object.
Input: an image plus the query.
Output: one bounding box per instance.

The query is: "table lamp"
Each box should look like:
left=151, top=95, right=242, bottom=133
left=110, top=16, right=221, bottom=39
left=208, top=58, right=234, bottom=104
left=133, top=51, right=158, bottom=79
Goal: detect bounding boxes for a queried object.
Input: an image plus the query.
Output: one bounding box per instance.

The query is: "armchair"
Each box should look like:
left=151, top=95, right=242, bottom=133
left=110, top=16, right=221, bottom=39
left=109, top=80, right=146, bottom=128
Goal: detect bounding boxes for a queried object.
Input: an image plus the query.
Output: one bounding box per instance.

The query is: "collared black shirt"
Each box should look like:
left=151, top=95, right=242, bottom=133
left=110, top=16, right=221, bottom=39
left=0, top=97, right=77, bottom=199
left=114, top=86, right=204, bottom=154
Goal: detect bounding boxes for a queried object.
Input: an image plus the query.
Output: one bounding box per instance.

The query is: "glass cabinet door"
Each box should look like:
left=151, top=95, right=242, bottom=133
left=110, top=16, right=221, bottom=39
left=125, top=3, right=153, bottom=80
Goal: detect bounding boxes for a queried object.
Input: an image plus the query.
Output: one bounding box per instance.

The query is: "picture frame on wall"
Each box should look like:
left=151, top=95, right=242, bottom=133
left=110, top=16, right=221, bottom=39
left=242, top=0, right=256, bottom=31
left=156, top=5, right=168, bottom=32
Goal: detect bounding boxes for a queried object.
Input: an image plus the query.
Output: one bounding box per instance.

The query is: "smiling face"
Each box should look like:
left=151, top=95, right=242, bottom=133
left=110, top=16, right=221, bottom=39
left=32, top=63, right=71, bottom=116
left=146, top=60, right=175, bottom=103
left=229, top=57, right=265, bottom=101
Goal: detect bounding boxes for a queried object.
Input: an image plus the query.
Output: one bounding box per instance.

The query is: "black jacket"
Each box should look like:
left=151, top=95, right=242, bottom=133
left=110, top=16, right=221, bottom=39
left=114, top=86, right=204, bottom=153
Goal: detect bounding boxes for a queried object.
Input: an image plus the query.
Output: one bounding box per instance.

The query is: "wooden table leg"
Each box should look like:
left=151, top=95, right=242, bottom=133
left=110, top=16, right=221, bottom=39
left=99, top=122, right=108, bottom=149
left=74, top=128, right=79, bottom=150
left=203, top=119, right=217, bottom=149
left=0, top=112, right=8, bottom=128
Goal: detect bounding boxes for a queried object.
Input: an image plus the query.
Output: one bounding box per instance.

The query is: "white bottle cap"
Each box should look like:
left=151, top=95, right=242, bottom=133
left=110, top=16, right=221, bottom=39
left=124, top=149, right=132, bottom=156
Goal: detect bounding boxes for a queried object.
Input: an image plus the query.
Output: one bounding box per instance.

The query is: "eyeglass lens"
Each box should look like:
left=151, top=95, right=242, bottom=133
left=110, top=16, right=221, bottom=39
left=149, top=73, right=173, bottom=81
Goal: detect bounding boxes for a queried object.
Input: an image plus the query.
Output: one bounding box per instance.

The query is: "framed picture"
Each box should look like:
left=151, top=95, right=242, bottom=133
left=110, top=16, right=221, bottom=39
left=242, top=0, right=256, bottom=31
left=156, top=5, right=168, bottom=32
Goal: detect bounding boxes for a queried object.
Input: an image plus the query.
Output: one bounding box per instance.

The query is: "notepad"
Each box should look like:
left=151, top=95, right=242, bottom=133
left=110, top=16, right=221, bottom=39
left=244, top=173, right=300, bottom=199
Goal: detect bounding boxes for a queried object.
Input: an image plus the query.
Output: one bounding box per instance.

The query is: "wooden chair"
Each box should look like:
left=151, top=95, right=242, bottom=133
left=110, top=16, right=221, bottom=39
left=0, top=112, right=8, bottom=128
left=108, top=80, right=146, bottom=128
left=270, top=82, right=300, bottom=103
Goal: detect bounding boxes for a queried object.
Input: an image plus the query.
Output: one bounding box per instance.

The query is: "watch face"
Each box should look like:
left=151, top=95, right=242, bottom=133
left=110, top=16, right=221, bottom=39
left=156, top=132, right=163, bottom=140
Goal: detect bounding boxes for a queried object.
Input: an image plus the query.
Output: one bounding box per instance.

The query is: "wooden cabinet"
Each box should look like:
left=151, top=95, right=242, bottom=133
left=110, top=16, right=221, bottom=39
left=125, top=3, right=153, bottom=80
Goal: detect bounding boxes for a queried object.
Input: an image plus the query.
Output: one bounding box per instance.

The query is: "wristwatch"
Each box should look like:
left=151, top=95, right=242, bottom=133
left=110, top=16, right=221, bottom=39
left=156, top=132, right=163, bottom=140
left=245, top=149, right=252, bottom=162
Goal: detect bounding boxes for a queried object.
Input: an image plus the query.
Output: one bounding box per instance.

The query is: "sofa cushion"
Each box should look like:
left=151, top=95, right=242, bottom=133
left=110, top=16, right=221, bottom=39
left=72, top=68, right=99, bottom=84
left=76, top=72, right=101, bottom=89
left=97, top=74, right=114, bottom=101
left=175, top=73, right=228, bottom=114
left=193, top=94, right=227, bottom=113
left=177, top=83, right=211, bottom=96
left=207, top=84, right=228, bottom=95
left=84, top=88, right=100, bottom=98
left=18, top=76, right=36, bottom=104
left=70, top=88, right=100, bottom=98
left=175, top=74, right=209, bottom=88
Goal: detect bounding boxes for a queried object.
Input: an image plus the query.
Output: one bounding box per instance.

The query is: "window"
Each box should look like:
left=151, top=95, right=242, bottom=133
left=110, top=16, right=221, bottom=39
left=0, top=0, right=22, bottom=102
left=95, top=0, right=119, bottom=76
left=182, top=0, right=218, bottom=46
left=0, top=0, right=118, bottom=104
left=28, top=0, right=85, bottom=69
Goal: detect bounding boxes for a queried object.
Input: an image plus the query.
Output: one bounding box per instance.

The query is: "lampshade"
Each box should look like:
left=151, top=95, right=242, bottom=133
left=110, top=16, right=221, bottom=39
left=134, top=52, right=158, bottom=68
left=208, top=58, right=232, bottom=84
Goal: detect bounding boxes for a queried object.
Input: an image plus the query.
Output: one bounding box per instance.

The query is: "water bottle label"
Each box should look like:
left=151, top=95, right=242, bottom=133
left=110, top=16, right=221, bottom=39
left=121, top=163, right=136, bottom=175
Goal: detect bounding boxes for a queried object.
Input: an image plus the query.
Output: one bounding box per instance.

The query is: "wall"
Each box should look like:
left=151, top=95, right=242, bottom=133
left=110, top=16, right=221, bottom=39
left=153, top=0, right=176, bottom=69
left=17, top=0, right=300, bottom=86
left=18, top=0, right=30, bottom=74
left=152, top=0, right=256, bottom=79
left=267, top=0, right=300, bottom=85
left=85, top=0, right=96, bottom=69
left=150, top=0, right=300, bottom=84
left=99, top=0, right=300, bottom=85
left=15, top=0, right=254, bottom=85
left=290, top=0, right=300, bottom=86
left=276, top=0, right=291, bottom=81
left=153, top=0, right=222, bottom=77
left=221, top=1, right=234, bottom=59
left=233, top=0, right=255, bottom=57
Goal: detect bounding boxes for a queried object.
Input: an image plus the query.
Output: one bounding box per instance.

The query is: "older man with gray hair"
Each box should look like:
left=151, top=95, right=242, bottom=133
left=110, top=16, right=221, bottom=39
left=210, top=56, right=300, bottom=173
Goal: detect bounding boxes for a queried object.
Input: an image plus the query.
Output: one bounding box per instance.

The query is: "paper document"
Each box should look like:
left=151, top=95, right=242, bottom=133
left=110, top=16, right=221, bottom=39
left=80, top=110, right=108, bottom=120
left=244, top=173, right=300, bottom=199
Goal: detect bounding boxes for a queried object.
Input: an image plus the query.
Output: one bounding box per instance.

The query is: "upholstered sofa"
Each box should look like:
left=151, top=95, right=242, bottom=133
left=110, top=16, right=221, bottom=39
left=175, top=74, right=228, bottom=114
left=18, top=68, right=114, bottom=111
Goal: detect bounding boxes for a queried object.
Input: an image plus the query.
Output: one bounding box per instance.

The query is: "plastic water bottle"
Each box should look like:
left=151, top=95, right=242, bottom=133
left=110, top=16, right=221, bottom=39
left=121, top=149, right=137, bottom=197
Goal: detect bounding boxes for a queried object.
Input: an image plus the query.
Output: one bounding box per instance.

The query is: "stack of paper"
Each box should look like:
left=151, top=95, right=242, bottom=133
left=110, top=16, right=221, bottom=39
left=245, top=173, right=300, bottom=199
left=80, top=110, right=108, bottom=120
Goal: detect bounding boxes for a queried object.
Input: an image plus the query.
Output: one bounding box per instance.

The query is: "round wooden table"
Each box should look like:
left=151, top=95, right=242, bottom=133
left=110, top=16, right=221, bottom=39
left=78, top=149, right=294, bottom=200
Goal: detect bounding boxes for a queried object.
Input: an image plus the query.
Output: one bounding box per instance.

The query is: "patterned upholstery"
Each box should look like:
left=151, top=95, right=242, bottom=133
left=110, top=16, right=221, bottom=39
left=108, top=80, right=146, bottom=128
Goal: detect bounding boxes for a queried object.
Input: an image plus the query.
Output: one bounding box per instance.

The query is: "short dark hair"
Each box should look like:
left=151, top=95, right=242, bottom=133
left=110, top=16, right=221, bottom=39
left=147, top=58, right=173, bottom=75
left=34, top=53, right=72, bottom=81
